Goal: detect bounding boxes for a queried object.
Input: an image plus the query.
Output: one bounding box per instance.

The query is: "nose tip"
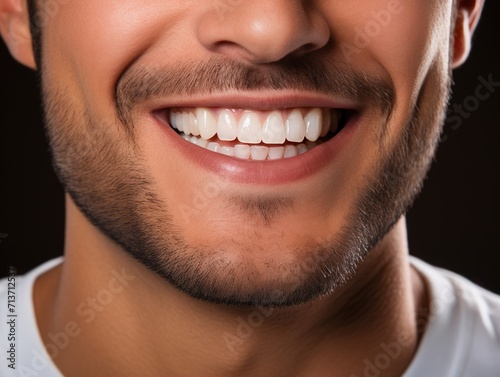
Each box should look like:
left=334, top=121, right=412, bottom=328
left=196, top=1, right=330, bottom=64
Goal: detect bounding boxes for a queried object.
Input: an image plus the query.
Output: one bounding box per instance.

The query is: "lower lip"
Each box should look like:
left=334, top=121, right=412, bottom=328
left=152, top=114, right=358, bottom=185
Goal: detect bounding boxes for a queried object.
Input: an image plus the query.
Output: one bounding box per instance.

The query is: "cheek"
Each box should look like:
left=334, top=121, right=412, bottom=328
left=329, top=0, right=451, bottom=157
left=371, top=1, right=450, bottom=102
left=330, top=0, right=451, bottom=111
left=379, top=2, right=451, bottom=106
left=41, top=1, right=187, bottom=115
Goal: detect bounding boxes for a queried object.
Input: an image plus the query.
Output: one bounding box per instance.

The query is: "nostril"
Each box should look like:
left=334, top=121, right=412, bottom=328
left=301, top=43, right=316, bottom=53
left=211, top=40, right=257, bottom=61
left=213, top=40, right=237, bottom=49
left=290, top=42, right=319, bottom=57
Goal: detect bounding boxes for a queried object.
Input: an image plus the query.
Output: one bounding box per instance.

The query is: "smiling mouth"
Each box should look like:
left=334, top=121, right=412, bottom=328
left=154, top=107, right=349, bottom=160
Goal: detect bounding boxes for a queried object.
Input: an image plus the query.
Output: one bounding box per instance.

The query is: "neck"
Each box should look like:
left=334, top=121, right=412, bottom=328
left=34, top=198, right=427, bottom=377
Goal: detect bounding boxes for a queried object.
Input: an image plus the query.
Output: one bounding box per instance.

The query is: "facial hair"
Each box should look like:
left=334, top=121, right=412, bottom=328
left=42, top=55, right=449, bottom=307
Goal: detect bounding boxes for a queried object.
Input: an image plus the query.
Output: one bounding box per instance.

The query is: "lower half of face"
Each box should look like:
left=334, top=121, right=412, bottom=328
left=40, top=1, right=451, bottom=307
left=44, top=68, right=448, bottom=306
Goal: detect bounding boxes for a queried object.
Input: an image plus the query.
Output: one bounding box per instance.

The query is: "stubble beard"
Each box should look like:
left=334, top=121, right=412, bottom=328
left=41, top=57, right=450, bottom=308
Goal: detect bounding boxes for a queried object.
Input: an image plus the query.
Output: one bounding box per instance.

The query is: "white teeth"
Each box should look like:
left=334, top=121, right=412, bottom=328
left=262, top=111, right=286, bottom=144
left=305, top=109, right=322, bottom=142
left=238, top=112, right=262, bottom=144
left=166, top=107, right=343, bottom=160
left=234, top=144, right=251, bottom=159
left=176, top=133, right=322, bottom=160
left=268, top=146, right=285, bottom=160
left=219, top=146, right=235, bottom=156
left=171, top=112, right=183, bottom=132
left=197, top=108, right=217, bottom=140
left=284, top=145, right=298, bottom=158
left=170, top=107, right=340, bottom=144
left=182, top=113, right=191, bottom=135
left=217, top=110, right=238, bottom=141
left=207, top=142, right=220, bottom=152
left=285, top=109, right=306, bottom=142
left=196, top=138, right=209, bottom=148
left=251, top=146, right=269, bottom=161
left=189, top=112, right=200, bottom=136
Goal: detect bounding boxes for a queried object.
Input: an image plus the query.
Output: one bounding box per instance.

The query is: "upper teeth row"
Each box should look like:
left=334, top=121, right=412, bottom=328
left=169, top=108, right=339, bottom=145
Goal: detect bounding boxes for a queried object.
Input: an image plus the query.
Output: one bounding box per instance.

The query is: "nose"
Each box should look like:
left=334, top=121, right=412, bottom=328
left=196, top=0, right=330, bottom=64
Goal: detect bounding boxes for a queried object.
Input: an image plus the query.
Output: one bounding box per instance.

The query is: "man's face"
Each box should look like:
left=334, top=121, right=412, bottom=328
left=34, top=0, right=451, bottom=306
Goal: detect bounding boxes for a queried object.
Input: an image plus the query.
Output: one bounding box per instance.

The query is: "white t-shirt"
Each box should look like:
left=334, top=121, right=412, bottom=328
left=1, top=257, right=499, bottom=377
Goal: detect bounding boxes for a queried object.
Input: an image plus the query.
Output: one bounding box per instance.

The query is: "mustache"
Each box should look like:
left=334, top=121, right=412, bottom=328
left=115, top=56, right=395, bottom=128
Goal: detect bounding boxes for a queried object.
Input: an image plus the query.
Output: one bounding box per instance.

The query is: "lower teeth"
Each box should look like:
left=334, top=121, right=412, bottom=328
left=180, top=132, right=320, bottom=160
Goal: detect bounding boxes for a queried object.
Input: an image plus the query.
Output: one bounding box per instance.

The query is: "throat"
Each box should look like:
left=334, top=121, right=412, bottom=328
left=37, top=214, right=423, bottom=377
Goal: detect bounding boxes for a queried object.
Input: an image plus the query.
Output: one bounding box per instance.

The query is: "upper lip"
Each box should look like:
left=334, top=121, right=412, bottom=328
left=145, top=90, right=361, bottom=113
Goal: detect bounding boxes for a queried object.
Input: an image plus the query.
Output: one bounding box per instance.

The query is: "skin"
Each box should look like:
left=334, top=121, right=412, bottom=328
left=0, top=0, right=484, bottom=376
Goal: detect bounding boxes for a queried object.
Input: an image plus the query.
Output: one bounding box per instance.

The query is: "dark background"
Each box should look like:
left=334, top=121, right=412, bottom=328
left=0, top=3, right=499, bottom=292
